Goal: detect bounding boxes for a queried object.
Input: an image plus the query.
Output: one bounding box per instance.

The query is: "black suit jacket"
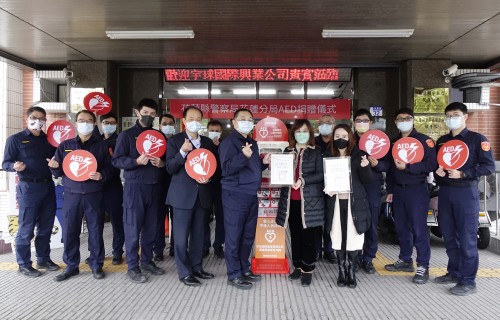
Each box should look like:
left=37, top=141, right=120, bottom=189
left=165, top=132, right=218, bottom=209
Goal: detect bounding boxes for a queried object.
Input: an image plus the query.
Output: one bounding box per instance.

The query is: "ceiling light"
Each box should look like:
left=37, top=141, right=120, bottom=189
left=291, top=89, right=334, bottom=95
left=106, top=30, right=195, bottom=39
left=177, top=89, right=220, bottom=95
left=259, top=89, right=276, bottom=95
left=322, top=29, right=414, bottom=38
left=291, top=89, right=305, bottom=95
left=233, top=89, right=256, bottom=95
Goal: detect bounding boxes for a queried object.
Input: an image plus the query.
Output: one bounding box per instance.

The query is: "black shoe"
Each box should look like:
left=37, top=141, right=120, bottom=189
left=84, top=258, right=89, bottom=265
left=141, top=262, right=165, bottom=275
left=435, top=273, right=459, bottom=284
left=243, top=270, right=261, bottom=282
left=92, top=268, right=105, bottom=280
left=193, top=270, right=215, bottom=279
left=384, top=259, right=414, bottom=272
left=127, top=267, right=147, bottom=283
left=153, top=252, right=164, bottom=262
left=337, top=251, right=347, bottom=287
left=180, top=275, right=201, bottom=287
left=227, top=277, right=252, bottom=290
left=412, top=266, right=429, bottom=284
left=361, top=260, right=375, bottom=274
left=202, top=248, right=210, bottom=258
left=112, top=256, right=123, bottom=265
left=301, top=272, right=312, bottom=287
left=347, top=251, right=357, bottom=288
left=18, top=266, right=42, bottom=278
left=324, top=252, right=337, bottom=264
left=214, top=247, right=224, bottom=259
left=36, top=260, right=60, bottom=271
left=288, top=268, right=302, bottom=281
left=54, top=268, right=79, bottom=282
left=449, top=283, right=477, bottom=296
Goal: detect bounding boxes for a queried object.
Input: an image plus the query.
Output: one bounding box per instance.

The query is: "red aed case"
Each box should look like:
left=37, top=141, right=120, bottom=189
left=185, top=148, right=217, bottom=180
left=437, top=140, right=469, bottom=170
left=392, top=137, right=425, bottom=164
left=253, top=117, right=289, bottom=142
left=83, top=92, right=112, bottom=115
left=47, top=120, right=76, bottom=147
left=136, top=130, right=167, bottom=159
left=359, top=130, right=390, bottom=159
left=62, top=150, right=98, bottom=182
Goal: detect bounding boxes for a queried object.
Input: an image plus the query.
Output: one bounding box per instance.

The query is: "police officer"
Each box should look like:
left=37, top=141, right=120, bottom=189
left=384, top=107, right=437, bottom=284
left=100, top=112, right=124, bottom=265
left=2, top=106, right=59, bottom=277
left=314, top=114, right=337, bottom=263
left=434, top=102, right=495, bottom=296
left=112, top=98, right=166, bottom=283
left=48, top=110, right=113, bottom=281
left=353, top=109, right=390, bottom=274
left=219, top=108, right=270, bottom=290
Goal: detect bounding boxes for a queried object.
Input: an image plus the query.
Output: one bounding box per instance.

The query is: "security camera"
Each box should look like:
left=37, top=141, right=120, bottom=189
left=442, top=64, right=458, bottom=77
left=63, top=68, right=74, bottom=78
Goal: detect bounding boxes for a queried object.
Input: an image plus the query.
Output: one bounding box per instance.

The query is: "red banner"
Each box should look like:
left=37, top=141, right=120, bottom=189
left=168, top=99, right=351, bottom=120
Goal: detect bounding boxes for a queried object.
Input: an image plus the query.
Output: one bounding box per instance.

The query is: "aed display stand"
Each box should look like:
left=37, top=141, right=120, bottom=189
left=251, top=117, right=290, bottom=274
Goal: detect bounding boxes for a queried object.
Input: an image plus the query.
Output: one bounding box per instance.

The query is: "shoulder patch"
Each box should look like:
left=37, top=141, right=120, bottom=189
left=481, top=141, right=490, bottom=152
left=426, top=139, right=435, bottom=148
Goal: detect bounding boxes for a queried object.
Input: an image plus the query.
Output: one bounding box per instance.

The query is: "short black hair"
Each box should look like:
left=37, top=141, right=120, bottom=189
left=160, top=113, right=175, bottom=124
left=353, top=108, right=373, bottom=121
left=27, top=106, right=46, bottom=117
left=395, top=107, right=414, bottom=118
left=137, top=98, right=158, bottom=112
left=234, top=108, right=253, bottom=119
left=207, top=120, right=223, bottom=129
left=444, top=102, right=468, bottom=114
left=182, top=106, right=203, bottom=118
left=100, top=112, right=118, bottom=122
left=76, top=109, right=97, bottom=123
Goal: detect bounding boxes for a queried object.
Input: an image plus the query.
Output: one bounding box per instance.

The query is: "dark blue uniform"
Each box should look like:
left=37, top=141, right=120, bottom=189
left=435, top=128, right=495, bottom=286
left=219, top=130, right=267, bottom=280
left=51, top=134, right=113, bottom=272
left=102, top=133, right=125, bottom=259
left=112, top=121, right=166, bottom=270
left=355, top=133, right=390, bottom=264
left=386, top=129, right=437, bottom=268
left=2, top=129, right=56, bottom=268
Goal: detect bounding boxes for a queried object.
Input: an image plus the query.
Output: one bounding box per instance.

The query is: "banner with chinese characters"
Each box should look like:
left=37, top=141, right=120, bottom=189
left=165, top=68, right=352, bottom=82
left=169, top=99, right=351, bottom=120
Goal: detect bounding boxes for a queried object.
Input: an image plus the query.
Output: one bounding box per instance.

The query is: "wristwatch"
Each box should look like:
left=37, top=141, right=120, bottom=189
left=460, top=171, right=467, bottom=179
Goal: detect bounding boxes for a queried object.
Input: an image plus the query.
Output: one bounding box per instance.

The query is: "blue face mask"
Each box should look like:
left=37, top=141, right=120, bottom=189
left=445, top=117, right=462, bottom=130
left=318, top=124, right=333, bottom=136
left=237, top=121, right=254, bottom=134
left=185, top=121, right=202, bottom=133
left=102, top=124, right=116, bottom=135
left=161, top=125, right=175, bottom=135
left=294, top=132, right=310, bottom=144
left=396, top=121, right=413, bottom=133
left=77, top=122, right=94, bottom=135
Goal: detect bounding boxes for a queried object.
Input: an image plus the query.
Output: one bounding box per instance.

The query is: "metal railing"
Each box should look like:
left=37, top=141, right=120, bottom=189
left=482, top=163, right=500, bottom=236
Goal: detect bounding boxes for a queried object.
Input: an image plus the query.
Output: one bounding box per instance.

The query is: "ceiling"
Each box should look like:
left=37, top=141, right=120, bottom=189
left=1, top=0, right=500, bottom=68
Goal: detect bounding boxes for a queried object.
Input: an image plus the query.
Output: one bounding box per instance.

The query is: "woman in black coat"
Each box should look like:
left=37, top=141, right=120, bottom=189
left=275, top=119, right=324, bottom=287
left=324, top=124, right=373, bottom=289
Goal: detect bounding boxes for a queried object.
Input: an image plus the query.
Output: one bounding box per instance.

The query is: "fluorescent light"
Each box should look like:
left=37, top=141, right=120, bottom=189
left=211, top=89, right=221, bottom=95
left=106, top=30, right=195, bottom=39
left=259, top=89, right=276, bottom=95
left=233, top=89, right=256, bottom=95
left=177, top=89, right=220, bottom=95
left=291, top=89, right=334, bottom=95
left=291, top=89, right=305, bottom=95
left=322, top=29, right=414, bottom=38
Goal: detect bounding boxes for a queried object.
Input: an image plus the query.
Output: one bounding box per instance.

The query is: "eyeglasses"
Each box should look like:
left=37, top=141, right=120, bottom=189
left=354, top=119, right=370, bottom=124
left=444, top=115, right=462, bottom=120
left=77, top=119, right=94, bottom=124
left=395, top=116, right=413, bottom=123
left=102, top=121, right=117, bottom=125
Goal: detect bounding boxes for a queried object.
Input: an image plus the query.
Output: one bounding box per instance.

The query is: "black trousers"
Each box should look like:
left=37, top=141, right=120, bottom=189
left=289, top=200, right=319, bottom=272
left=339, top=199, right=349, bottom=252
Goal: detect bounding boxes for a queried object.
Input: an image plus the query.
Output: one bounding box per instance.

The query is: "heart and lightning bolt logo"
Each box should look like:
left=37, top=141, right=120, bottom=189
left=142, top=133, right=164, bottom=156
left=53, top=125, right=72, bottom=144
left=442, top=144, right=464, bottom=167
left=88, top=94, right=110, bottom=111
left=365, top=135, right=388, bottom=156
left=190, top=151, right=210, bottom=176
left=69, top=155, right=93, bottom=177
left=397, top=142, right=419, bottom=163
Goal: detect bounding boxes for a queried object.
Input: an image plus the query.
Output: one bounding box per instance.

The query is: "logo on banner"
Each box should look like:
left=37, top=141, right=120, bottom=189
left=47, top=120, right=76, bottom=147
left=437, top=140, right=469, bottom=170
left=253, top=117, right=288, bottom=142
left=83, top=92, right=112, bottom=115
left=359, top=130, right=390, bottom=159
left=62, top=150, right=98, bottom=181
left=136, top=130, right=167, bottom=158
left=265, top=229, right=277, bottom=243
left=185, top=148, right=217, bottom=180
left=392, top=137, right=424, bottom=164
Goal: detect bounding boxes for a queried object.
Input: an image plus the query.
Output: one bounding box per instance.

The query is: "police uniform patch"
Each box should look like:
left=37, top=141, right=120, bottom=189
left=426, top=139, right=435, bottom=148
left=21, top=140, right=30, bottom=144
left=481, top=141, right=490, bottom=151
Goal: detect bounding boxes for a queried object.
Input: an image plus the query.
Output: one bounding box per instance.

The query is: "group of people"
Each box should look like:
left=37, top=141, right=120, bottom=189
left=2, top=100, right=494, bottom=296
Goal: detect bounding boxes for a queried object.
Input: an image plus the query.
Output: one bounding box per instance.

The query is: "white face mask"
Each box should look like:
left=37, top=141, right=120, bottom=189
left=318, top=124, right=333, bottom=136
left=208, top=131, right=221, bottom=140
left=396, top=121, right=413, bottom=133
left=161, top=125, right=175, bottom=135
left=28, top=119, right=44, bottom=131
left=185, top=121, right=202, bottom=133
left=237, top=121, right=254, bottom=135
left=102, top=124, right=116, bottom=135
left=445, top=117, right=463, bottom=130
left=77, top=122, right=94, bottom=135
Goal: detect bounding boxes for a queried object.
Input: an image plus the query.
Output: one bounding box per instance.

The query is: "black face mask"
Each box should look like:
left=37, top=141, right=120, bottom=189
left=334, top=138, right=349, bottom=150
left=140, top=115, right=154, bottom=127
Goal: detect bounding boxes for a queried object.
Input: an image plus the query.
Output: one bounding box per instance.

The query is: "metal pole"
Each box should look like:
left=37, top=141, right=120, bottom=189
left=496, top=173, right=499, bottom=236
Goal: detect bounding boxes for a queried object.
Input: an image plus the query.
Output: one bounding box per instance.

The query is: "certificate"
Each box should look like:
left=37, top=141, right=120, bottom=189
left=323, top=157, right=351, bottom=193
left=270, top=153, right=294, bottom=186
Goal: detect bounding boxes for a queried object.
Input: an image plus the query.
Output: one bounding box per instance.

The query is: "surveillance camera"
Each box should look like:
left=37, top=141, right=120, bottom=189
left=442, top=64, right=458, bottom=77
left=63, top=68, right=74, bottom=78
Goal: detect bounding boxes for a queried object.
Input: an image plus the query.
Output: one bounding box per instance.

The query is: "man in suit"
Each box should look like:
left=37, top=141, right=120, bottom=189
left=166, top=106, right=217, bottom=287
